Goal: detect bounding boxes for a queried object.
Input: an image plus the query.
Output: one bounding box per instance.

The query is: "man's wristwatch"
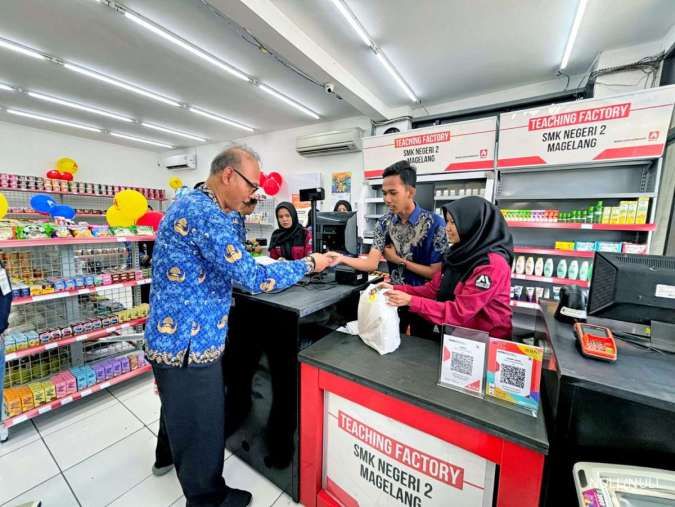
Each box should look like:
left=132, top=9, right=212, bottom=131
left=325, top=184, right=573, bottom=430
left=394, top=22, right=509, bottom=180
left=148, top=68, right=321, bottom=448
left=303, top=255, right=316, bottom=273
left=399, top=259, right=407, bottom=270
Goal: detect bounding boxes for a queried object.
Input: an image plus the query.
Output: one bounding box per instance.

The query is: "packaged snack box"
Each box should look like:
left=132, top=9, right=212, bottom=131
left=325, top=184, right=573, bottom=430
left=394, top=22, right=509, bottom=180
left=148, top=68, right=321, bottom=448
left=595, top=241, right=623, bottom=253
left=3, top=388, right=23, bottom=417
left=112, top=358, right=122, bottom=377
left=93, top=364, right=106, bottom=384
left=119, top=355, right=131, bottom=374
left=42, top=380, right=57, bottom=402
left=636, top=197, right=649, bottom=225
left=28, top=382, right=45, bottom=406
left=104, top=361, right=114, bottom=380
left=18, top=386, right=35, bottom=412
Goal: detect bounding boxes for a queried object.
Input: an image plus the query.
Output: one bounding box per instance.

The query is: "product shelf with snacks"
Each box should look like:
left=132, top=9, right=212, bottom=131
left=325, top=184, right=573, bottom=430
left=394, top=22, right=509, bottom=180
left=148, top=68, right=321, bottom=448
left=1, top=180, right=155, bottom=441
left=511, top=273, right=590, bottom=288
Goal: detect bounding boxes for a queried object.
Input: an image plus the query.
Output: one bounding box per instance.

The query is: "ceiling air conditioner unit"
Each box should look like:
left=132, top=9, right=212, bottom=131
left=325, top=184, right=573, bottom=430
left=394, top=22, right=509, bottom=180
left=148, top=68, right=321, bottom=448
left=163, top=153, right=196, bottom=170
left=296, top=128, right=363, bottom=157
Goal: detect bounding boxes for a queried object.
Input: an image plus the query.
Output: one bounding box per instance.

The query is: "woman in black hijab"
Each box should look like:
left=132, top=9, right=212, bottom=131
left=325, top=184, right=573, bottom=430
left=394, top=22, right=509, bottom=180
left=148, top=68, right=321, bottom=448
left=334, top=200, right=352, bottom=213
left=269, top=202, right=312, bottom=260
left=382, top=196, right=514, bottom=339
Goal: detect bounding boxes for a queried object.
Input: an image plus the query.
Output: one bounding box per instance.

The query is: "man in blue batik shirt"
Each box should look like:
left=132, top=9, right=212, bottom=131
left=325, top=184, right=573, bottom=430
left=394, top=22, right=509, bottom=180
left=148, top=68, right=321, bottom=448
left=145, top=146, right=329, bottom=507
left=327, top=160, right=447, bottom=338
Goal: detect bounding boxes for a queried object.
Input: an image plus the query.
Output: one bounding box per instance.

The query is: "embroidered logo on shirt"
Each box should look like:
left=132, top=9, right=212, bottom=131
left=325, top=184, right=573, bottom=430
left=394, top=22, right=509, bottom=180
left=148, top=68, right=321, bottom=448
left=157, top=317, right=177, bottom=334
left=260, top=278, right=276, bottom=292
left=198, top=270, right=206, bottom=284
left=475, top=274, right=492, bottom=290
left=174, top=218, right=189, bottom=236
left=191, top=322, right=201, bottom=336
left=224, top=245, right=242, bottom=263
left=217, top=315, right=228, bottom=329
left=167, top=266, right=186, bottom=283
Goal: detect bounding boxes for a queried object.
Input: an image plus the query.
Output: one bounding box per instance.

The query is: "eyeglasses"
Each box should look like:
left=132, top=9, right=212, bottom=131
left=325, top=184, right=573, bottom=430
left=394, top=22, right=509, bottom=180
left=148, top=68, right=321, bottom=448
left=231, top=166, right=260, bottom=192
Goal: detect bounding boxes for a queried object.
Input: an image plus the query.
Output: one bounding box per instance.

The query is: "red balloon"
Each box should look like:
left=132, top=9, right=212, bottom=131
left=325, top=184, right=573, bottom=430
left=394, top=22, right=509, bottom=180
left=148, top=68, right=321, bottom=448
left=267, top=172, right=283, bottom=186
left=262, top=178, right=280, bottom=196
left=259, top=173, right=267, bottom=186
left=136, top=210, right=165, bottom=231
left=46, top=170, right=61, bottom=180
left=59, top=172, right=73, bottom=181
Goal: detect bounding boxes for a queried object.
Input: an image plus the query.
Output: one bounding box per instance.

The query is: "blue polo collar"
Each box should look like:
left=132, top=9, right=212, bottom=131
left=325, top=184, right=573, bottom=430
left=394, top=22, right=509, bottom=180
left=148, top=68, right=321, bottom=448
left=392, top=202, right=421, bottom=225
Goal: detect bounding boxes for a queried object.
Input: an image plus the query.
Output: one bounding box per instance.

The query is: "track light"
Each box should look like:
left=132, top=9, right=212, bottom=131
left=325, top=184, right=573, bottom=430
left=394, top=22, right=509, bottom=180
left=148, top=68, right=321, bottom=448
left=560, top=0, right=588, bottom=70
left=375, top=51, right=418, bottom=102
left=0, top=37, right=45, bottom=60
left=258, top=84, right=320, bottom=119
left=141, top=122, right=206, bottom=142
left=188, top=107, right=254, bottom=132
left=27, top=91, right=134, bottom=122
left=329, top=0, right=373, bottom=47
left=110, top=132, right=173, bottom=148
left=64, top=63, right=181, bottom=107
left=6, top=109, right=102, bottom=132
left=0, top=83, right=14, bottom=92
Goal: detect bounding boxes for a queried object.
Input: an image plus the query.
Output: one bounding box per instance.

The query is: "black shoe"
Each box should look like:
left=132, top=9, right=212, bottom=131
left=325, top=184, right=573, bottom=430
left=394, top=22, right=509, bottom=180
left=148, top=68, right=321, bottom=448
left=222, top=488, right=252, bottom=507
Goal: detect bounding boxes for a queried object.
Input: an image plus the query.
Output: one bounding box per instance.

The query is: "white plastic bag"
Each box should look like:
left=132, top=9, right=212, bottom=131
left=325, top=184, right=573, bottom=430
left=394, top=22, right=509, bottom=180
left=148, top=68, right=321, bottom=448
left=357, top=284, right=401, bottom=355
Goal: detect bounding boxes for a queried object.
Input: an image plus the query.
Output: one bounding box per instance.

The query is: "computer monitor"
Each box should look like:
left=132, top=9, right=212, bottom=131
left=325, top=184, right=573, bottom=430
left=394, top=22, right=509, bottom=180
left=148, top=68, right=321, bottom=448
left=315, top=211, right=358, bottom=256
left=588, top=252, right=675, bottom=324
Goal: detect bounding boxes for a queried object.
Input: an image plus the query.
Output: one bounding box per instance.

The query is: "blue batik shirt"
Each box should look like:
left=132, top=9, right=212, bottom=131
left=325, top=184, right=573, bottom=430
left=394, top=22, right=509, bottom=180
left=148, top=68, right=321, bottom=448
left=145, top=188, right=311, bottom=367
left=372, top=203, right=447, bottom=286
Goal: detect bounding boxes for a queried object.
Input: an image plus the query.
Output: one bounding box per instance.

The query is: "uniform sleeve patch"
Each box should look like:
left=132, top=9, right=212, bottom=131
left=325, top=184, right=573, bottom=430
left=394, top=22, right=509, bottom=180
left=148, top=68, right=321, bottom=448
left=475, top=274, right=492, bottom=290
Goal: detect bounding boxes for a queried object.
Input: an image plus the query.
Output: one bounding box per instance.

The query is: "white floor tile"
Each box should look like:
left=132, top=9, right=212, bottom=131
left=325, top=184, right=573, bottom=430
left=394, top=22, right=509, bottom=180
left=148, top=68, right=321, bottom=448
left=108, top=467, right=182, bottom=507
left=44, top=402, right=143, bottom=470
left=34, top=389, right=119, bottom=437
left=0, top=440, right=60, bottom=504
left=148, top=418, right=160, bottom=436
left=64, top=428, right=156, bottom=507
left=107, top=372, right=153, bottom=401
left=169, top=496, right=185, bottom=507
left=2, top=474, right=78, bottom=507
left=222, top=456, right=284, bottom=507
left=0, top=422, right=40, bottom=458
left=272, top=493, right=303, bottom=506
left=119, top=387, right=161, bottom=424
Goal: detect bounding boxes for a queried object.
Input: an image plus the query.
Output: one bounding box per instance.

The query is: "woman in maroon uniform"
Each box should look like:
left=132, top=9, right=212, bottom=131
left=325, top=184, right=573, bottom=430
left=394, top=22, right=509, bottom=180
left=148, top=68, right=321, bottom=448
left=383, top=196, right=513, bottom=339
left=268, top=202, right=312, bottom=260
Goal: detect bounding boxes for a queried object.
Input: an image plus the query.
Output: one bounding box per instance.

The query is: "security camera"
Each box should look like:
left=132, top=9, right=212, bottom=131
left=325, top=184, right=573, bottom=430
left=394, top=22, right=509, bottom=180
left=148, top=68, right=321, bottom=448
left=324, top=83, right=336, bottom=94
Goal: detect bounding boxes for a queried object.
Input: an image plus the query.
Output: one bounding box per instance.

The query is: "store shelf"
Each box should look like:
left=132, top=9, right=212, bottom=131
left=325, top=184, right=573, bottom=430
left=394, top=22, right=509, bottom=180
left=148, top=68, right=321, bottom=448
left=497, top=192, right=655, bottom=200
left=1, top=364, right=152, bottom=429
left=13, top=279, right=152, bottom=306
left=365, top=198, right=384, bottom=203
left=434, top=195, right=472, bottom=201
left=510, top=300, right=542, bottom=310
left=0, top=235, right=156, bottom=248
left=0, top=186, right=166, bottom=201
left=511, top=273, right=589, bottom=288
left=5, top=318, right=148, bottom=362
left=513, top=247, right=596, bottom=258
left=506, top=221, right=656, bottom=231
left=365, top=214, right=384, bottom=219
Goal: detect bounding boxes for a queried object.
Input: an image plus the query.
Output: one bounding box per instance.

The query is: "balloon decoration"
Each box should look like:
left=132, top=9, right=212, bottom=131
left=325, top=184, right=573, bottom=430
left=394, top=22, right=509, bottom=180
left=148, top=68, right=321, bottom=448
left=259, top=171, right=283, bottom=196
left=46, top=158, right=79, bottom=181
left=113, top=189, right=148, bottom=221
left=0, top=193, right=8, bottom=220
left=136, top=210, right=165, bottom=231
left=50, top=205, right=76, bottom=220
left=56, top=158, right=78, bottom=175
left=105, top=206, right=135, bottom=228
left=168, top=176, right=183, bottom=191
left=30, top=194, right=57, bottom=214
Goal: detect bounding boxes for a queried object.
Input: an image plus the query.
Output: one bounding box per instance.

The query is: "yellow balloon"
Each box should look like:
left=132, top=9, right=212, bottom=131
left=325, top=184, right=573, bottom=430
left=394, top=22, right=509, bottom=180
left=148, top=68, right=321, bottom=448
left=0, top=193, right=8, bottom=220
left=168, top=176, right=183, bottom=191
left=106, top=206, right=135, bottom=228
left=113, top=189, right=148, bottom=221
left=56, top=158, right=78, bottom=175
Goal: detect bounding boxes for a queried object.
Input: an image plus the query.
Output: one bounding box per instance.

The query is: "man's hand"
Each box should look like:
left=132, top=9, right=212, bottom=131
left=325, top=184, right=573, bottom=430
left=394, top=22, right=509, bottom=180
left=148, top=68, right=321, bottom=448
left=384, top=289, right=412, bottom=307
left=377, top=282, right=393, bottom=291
left=383, top=245, right=403, bottom=265
left=310, top=253, right=331, bottom=273
left=325, top=251, right=343, bottom=267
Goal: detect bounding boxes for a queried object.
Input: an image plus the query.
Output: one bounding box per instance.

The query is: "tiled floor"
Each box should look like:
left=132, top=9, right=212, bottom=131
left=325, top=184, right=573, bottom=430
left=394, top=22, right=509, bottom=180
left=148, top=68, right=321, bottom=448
left=0, top=373, right=301, bottom=507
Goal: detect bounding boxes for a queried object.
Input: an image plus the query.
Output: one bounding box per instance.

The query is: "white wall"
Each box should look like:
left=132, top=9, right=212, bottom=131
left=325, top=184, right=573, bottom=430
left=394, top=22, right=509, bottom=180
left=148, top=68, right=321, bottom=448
left=0, top=120, right=163, bottom=188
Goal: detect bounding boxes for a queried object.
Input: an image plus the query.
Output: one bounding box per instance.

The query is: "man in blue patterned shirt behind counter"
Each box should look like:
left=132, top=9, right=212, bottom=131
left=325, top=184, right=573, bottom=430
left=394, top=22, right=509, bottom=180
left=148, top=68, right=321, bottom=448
left=145, top=145, right=330, bottom=507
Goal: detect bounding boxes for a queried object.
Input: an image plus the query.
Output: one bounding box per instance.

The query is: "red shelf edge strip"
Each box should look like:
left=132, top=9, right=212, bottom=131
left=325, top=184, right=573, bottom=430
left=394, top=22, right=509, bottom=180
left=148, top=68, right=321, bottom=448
left=13, top=279, right=152, bottom=306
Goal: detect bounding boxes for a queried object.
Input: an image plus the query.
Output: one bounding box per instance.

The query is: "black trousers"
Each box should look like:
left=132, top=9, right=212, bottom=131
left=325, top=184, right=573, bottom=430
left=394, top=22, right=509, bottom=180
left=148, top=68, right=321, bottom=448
left=154, top=406, right=172, bottom=467
left=399, top=306, right=437, bottom=340
left=152, top=358, right=228, bottom=507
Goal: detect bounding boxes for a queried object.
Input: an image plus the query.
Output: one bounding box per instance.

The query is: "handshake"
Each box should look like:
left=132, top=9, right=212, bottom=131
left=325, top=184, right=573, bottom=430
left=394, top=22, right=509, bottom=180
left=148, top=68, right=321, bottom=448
left=308, top=251, right=345, bottom=273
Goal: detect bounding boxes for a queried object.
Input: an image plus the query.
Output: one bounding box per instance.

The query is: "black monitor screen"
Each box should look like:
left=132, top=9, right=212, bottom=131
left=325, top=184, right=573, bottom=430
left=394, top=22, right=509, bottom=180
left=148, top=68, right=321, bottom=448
left=315, top=211, right=358, bottom=256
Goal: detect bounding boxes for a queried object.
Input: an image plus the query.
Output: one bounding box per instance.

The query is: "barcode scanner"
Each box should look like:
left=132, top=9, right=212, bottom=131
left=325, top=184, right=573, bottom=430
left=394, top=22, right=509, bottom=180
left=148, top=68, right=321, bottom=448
left=554, top=286, right=588, bottom=324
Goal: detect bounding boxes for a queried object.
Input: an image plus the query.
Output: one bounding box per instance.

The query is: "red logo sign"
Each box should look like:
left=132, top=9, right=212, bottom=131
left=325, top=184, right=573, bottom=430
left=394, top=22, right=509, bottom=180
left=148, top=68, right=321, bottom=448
left=649, top=131, right=659, bottom=141
left=479, top=149, right=488, bottom=158
left=394, top=131, right=451, bottom=148
left=528, top=103, right=631, bottom=131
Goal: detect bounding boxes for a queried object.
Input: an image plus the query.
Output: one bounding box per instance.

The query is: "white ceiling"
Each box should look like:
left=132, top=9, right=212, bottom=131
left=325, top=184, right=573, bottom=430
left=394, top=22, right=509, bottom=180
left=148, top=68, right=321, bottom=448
left=0, top=0, right=673, bottom=152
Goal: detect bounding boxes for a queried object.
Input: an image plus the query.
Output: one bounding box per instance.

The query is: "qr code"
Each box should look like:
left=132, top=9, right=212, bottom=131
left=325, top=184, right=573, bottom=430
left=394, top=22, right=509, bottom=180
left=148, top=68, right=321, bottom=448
left=500, top=364, right=526, bottom=389
left=451, top=352, right=474, bottom=375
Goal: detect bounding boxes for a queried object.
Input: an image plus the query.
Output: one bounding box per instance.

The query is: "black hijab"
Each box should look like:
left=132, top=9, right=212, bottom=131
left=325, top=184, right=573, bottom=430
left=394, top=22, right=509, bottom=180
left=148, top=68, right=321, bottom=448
left=269, top=202, right=307, bottom=259
left=437, top=197, right=513, bottom=302
left=334, top=200, right=352, bottom=212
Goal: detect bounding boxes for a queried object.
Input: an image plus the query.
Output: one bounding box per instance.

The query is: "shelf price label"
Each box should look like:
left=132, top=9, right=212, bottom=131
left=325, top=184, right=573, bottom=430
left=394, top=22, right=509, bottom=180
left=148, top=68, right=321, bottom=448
left=498, top=86, right=675, bottom=168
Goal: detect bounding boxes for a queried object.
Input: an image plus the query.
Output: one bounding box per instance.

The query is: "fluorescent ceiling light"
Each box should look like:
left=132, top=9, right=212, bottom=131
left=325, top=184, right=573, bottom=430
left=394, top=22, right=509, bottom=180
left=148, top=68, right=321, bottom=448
left=64, top=63, right=181, bottom=107
left=560, top=0, right=588, bottom=70
left=6, top=108, right=102, bottom=132
left=124, top=11, right=250, bottom=82
left=28, top=91, right=133, bottom=122
left=0, top=38, right=46, bottom=60
left=110, top=132, right=173, bottom=148
left=329, top=0, right=372, bottom=47
left=0, top=83, right=14, bottom=92
left=258, top=84, right=320, bottom=119
left=141, top=122, right=206, bottom=142
left=375, top=51, right=418, bottom=102
left=189, top=107, right=254, bottom=132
